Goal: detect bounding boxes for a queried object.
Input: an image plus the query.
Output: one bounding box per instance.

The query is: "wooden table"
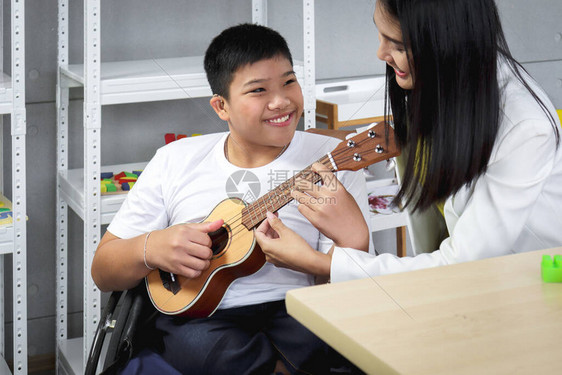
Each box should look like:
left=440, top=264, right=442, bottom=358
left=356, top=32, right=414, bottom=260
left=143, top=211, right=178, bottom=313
left=286, top=248, right=562, bottom=374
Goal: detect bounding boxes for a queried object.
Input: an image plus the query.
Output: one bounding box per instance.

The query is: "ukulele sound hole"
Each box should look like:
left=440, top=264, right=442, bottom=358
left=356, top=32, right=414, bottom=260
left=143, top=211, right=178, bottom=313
left=209, top=225, right=230, bottom=257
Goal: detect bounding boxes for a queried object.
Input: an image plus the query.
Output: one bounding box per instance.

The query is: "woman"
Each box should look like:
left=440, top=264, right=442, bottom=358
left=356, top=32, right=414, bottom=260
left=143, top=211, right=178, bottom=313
left=255, top=0, right=562, bottom=282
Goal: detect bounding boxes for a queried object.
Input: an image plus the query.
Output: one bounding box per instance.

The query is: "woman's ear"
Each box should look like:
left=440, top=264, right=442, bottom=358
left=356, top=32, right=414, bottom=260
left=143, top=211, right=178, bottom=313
left=210, top=95, right=229, bottom=121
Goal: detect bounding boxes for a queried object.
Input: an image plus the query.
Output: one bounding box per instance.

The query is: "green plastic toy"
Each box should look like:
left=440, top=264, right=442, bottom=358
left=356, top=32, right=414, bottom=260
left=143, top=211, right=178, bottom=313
left=541, top=255, right=562, bottom=283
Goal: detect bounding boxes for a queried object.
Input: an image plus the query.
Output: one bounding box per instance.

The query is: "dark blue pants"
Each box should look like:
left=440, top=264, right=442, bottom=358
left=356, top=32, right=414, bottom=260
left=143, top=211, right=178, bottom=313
left=152, top=300, right=332, bottom=375
left=119, top=349, right=181, bottom=375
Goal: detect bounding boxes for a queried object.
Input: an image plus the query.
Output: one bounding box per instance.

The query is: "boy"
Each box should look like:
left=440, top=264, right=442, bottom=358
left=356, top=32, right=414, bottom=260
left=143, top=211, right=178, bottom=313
left=92, top=23, right=372, bottom=374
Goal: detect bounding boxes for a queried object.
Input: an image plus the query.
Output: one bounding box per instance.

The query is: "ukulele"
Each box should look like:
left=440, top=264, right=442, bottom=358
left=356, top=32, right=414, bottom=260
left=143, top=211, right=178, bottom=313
left=146, top=121, right=400, bottom=317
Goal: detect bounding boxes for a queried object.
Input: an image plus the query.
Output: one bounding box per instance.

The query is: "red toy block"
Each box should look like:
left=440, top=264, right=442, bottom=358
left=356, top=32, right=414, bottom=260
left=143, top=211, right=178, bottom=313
left=165, top=133, right=176, bottom=144
left=114, top=171, right=127, bottom=180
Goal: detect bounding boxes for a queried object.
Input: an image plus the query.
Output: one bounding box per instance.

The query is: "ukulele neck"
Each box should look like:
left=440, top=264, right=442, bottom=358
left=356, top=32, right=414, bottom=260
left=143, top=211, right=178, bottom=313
left=240, top=155, right=333, bottom=230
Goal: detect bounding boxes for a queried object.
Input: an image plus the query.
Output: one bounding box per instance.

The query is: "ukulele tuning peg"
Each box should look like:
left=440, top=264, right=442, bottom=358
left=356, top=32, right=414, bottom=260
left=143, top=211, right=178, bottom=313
left=347, top=140, right=356, bottom=148
left=353, top=153, right=362, bottom=161
left=375, top=145, right=384, bottom=153
left=368, top=130, right=377, bottom=138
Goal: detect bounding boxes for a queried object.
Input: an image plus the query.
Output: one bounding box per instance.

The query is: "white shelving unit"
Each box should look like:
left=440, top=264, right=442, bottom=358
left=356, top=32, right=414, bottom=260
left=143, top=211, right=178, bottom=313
left=315, top=76, right=386, bottom=126
left=55, top=1, right=315, bottom=373
left=0, top=0, right=27, bottom=374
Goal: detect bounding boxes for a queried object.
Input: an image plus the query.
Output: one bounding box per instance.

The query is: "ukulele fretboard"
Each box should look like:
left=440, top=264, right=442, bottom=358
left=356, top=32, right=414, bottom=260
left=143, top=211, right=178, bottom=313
left=241, top=155, right=332, bottom=230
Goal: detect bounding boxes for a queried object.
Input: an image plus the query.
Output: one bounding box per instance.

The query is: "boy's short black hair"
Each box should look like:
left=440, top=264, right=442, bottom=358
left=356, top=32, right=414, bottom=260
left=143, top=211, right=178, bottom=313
left=204, top=23, right=293, bottom=99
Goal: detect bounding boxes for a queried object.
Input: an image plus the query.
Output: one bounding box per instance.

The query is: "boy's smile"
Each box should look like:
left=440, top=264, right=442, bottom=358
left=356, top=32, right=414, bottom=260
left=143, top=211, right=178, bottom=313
left=265, top=112, right=293, bottom=127
left=211, top=55, right=303, bottom=168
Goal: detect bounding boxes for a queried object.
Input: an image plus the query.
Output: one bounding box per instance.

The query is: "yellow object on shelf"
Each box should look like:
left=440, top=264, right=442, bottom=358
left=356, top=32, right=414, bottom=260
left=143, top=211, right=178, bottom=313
left=0, top=194, right=13, bottom=226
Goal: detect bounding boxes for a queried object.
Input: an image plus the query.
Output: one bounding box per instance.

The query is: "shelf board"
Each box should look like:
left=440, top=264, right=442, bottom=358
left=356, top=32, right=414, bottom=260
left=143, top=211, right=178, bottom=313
left=316, top=76, right=386, bottom=123
left=58, top=162, right=408, bottom=231
left=58, top=335, right=112, bottom=375
left=0, top=355, right=11, bottom=375
left=0, top=226, right=14, bottom=255
left=59, top=162, right=148, bottom=225
left=0, top=72, right=14, bottom=115
left=370, top=210, right=408, bottom=232
left=366, top=177, right=408, bottom=232
left=57, top=337, right=83, bottom=375
left=61, top=56, right=305, bottom=105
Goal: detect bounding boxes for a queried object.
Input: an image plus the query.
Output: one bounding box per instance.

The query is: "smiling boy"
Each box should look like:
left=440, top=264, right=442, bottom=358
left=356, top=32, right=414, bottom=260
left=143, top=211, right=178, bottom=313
left=92, top=23, right=371, bottom=374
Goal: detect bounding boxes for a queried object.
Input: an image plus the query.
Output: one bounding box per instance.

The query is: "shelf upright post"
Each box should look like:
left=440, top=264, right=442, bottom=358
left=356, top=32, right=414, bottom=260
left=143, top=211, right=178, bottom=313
left=252, top=0, right=267, bottom=26
left=55, top=0, right=69, bottom=372
left=0, top=258, right=3, bottom=359
left=0, top=0, right=4, bottom=358
left=303, top=0, right=315, bottom=130
left=83, top=0, right=102, bottom=369
left=10, top=0, right=27, bottom=373
left=0, top=0, right=3, bottom=194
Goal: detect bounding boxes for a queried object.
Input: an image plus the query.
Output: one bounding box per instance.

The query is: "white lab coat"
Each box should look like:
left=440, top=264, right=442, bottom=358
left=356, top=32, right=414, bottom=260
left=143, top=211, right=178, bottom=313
left=331, top=61, right=562, bottom=282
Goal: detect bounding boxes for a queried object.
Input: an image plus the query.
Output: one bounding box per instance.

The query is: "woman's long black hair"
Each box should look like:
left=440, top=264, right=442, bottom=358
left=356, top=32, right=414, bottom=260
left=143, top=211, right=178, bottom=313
left=379, top=0, right=559, bottom=212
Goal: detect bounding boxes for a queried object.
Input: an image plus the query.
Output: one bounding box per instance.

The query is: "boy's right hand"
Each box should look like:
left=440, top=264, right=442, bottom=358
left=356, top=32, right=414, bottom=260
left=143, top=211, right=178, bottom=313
left=146, top=219, right=224, bottom=279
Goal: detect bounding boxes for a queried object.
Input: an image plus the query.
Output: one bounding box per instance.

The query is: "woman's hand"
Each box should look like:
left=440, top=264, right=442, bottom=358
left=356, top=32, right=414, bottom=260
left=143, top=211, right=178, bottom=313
left=145, top=219, right=224, bottom=279
left=292, top=163, right=369, bottom=252
left=255, top=212, right=331, bottom=277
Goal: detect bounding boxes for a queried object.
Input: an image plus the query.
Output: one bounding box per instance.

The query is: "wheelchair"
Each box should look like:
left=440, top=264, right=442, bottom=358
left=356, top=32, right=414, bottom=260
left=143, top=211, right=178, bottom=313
left=85, top=284, right=160, bottom=375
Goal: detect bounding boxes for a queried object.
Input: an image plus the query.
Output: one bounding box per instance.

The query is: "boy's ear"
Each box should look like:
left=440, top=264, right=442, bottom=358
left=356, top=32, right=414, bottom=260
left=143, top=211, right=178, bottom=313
left=210, top=95, right=229, bottom=122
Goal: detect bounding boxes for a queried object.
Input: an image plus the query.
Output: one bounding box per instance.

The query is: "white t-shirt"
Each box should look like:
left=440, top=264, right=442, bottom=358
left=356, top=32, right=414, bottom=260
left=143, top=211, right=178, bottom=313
left=108, top=130, right=372, bottom=309
left=331, top=61, right=562, bottom=282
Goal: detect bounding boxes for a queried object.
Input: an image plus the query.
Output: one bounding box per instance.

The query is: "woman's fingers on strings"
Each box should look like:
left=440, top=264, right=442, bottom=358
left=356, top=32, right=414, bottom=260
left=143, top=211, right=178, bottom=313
left=256, top=216, right=271, bottom=234
left=256, top=215, right=279, bottom=239
left=264, top=211, right=286, bottom=235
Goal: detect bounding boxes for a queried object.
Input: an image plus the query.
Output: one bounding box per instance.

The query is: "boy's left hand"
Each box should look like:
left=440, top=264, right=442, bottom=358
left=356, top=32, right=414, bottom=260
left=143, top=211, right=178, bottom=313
left=291, top=163, right=369, bottom=252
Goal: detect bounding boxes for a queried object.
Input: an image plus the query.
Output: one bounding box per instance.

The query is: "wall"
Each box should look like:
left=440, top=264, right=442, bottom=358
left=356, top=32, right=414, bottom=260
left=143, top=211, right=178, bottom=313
left=1, top=0, right=561, bottom=364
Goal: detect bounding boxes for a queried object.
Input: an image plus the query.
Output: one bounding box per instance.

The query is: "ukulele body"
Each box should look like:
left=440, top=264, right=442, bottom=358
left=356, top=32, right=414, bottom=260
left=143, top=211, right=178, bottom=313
left=145, top=197, right=266, bottom=318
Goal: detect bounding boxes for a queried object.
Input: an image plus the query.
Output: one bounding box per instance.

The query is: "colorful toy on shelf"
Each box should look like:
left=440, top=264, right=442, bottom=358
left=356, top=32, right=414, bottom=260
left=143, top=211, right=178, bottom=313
left=541, top=255, right=562, bottom=283
left=165, top=133, right=202, bottom=144
left=100, top=170, right=142, bottom=195
left=0, top=195, right=13, bottom=226
left=101, top=179, right=118, bottom=193
left=165, top=133, right=180, bottom=144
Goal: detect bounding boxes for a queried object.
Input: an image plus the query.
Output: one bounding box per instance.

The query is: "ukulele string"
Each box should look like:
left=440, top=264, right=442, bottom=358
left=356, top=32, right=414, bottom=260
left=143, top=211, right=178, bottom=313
left=220, top=151, right=340, bottom=231
left=217, top=133, right=382, bottom=229
left=221, top=139, right=391, bottom=241
left=220, top=163, right=322, bottom=238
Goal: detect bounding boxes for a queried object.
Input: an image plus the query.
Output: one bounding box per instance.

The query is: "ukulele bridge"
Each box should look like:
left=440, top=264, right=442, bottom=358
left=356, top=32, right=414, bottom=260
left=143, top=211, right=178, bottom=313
left=159, top=269, right=181, bottom=295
